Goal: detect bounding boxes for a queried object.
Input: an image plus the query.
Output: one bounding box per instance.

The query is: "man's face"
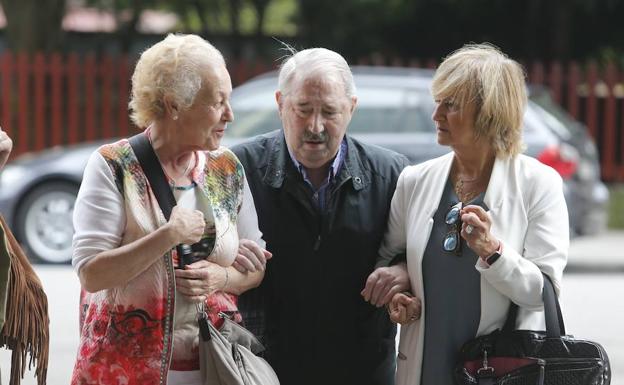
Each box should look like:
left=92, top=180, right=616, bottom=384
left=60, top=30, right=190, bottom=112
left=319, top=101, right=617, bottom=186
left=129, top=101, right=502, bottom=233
left=277, top=74, right=357, bottom=170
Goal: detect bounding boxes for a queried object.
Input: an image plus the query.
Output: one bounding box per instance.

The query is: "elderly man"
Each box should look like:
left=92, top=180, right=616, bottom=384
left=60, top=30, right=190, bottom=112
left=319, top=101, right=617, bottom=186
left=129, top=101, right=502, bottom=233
left=232, top=48, right=410, bottom=385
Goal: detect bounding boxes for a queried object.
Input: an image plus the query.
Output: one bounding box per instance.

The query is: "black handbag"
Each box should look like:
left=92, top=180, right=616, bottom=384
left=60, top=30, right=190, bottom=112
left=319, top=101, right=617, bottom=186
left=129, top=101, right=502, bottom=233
left=455, top=274, right=610, bottom=385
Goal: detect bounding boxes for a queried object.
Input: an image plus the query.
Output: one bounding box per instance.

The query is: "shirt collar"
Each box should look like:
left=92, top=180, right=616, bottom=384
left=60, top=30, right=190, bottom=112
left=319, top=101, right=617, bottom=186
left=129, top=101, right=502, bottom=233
left=287, top=138, right=347, bottom=183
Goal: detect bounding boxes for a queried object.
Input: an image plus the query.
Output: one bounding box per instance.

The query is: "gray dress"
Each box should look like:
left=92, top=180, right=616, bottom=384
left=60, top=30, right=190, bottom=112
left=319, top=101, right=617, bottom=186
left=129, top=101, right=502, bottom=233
left=420, top=179, right=487, bottom=385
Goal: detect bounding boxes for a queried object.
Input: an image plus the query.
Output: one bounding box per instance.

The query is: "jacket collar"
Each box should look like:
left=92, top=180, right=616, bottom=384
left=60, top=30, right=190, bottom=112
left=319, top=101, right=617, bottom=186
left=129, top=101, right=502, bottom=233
left=262, top=131, right=368, bottom=191
left=483, top=155, right=509, bottom=211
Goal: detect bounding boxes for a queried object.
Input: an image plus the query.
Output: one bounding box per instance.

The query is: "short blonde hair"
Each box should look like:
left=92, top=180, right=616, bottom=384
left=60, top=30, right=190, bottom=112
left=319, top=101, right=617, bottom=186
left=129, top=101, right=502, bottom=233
left=129, top=34, right=225, bottom=127
left=431, top=43, right=527, bottom=157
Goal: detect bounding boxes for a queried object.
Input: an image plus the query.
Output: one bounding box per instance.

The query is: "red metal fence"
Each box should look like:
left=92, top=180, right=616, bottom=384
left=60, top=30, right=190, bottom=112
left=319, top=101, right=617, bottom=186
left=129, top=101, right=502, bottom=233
left=0, top=52, right=623, bottom=182
left=0, top=52, right=273, bottom=155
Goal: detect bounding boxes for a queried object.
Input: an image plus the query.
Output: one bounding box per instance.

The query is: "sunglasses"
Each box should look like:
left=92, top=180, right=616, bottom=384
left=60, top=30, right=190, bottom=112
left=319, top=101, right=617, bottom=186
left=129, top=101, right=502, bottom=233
left=443, top=201, right=462, bottom=255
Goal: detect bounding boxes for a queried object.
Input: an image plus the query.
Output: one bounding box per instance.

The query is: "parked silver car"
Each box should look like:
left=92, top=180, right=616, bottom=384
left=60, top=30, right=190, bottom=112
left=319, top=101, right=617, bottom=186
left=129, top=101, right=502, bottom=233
left=0, top=67, right=609, bottom=263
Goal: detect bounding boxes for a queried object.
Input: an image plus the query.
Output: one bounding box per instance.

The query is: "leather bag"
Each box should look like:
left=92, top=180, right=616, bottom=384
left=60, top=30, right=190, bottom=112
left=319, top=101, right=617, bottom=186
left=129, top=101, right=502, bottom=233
left=198, top=310, right=280, bottom=385
left=455, top=274, right=610, bottom=385
left=0, top=216, right=49, bottom=385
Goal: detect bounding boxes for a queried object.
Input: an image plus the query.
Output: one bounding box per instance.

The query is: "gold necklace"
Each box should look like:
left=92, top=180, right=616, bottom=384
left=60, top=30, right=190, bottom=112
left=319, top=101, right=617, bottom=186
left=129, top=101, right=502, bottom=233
left=454, top=176, right=484, bottom=203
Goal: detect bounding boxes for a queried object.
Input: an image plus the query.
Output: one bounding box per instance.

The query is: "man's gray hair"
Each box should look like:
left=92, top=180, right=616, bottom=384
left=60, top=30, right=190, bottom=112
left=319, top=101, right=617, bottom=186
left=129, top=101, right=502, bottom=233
left=277, top=47, right=356, bottom=98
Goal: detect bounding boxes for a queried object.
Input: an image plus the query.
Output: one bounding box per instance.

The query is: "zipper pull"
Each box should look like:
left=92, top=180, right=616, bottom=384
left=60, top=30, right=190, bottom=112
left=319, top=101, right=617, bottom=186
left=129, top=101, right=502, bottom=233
left=198, top=313, right=211, bottom=342
left=313, top=235, right=321, bottom=251
left=218, top=311, right=232, bottom=320
left=476, top=348, right=495, bottom=378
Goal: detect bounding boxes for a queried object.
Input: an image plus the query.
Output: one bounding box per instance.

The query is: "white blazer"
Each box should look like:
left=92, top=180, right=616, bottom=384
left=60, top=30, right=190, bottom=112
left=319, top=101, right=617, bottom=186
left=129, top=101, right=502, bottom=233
left=379, top=152, right=569, bottom=385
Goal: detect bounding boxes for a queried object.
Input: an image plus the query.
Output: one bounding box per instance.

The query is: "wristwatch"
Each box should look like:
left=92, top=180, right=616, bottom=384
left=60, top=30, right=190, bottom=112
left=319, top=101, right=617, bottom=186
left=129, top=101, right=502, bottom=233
left=485, top=242, right=503, bottom=266
left=486, top=251, right=501, bottom=265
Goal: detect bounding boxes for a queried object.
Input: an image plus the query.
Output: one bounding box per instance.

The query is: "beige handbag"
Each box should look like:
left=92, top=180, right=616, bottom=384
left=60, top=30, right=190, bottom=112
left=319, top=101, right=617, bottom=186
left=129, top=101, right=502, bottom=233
left=198, top=307, right=280, bottom=385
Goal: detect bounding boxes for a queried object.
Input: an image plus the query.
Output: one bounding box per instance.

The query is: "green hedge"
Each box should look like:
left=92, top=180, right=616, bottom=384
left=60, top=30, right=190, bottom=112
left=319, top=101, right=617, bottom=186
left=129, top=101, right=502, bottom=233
left=608, top=184, right=624, bottom=229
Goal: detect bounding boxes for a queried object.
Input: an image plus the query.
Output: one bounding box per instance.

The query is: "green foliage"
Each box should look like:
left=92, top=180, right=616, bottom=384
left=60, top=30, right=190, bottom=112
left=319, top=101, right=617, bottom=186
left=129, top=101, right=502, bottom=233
left=84, top=0, right=297, bottom=36
left=294, top=0, right=624, bottom=62
left=608, top=184, right=624, bottom=229
left=264, top=0, right=297, bottom=36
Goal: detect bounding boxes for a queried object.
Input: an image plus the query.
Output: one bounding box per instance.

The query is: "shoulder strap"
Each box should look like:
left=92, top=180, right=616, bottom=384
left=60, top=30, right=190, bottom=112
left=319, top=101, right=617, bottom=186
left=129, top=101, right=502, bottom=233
left=502, top=273, right=566, bottom=337
left=128, top=133, right=176, bottom=220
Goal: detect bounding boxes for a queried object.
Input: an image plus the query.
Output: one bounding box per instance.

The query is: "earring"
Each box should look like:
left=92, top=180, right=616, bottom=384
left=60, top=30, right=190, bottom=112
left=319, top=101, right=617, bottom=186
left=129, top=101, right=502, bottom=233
left=172, top=115, right=178, bottom=121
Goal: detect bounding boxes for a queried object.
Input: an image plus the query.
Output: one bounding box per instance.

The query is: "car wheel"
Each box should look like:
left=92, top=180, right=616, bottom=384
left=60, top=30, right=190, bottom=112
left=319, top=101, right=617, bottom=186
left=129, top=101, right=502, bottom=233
left=14, top=181, right=79, bottom=264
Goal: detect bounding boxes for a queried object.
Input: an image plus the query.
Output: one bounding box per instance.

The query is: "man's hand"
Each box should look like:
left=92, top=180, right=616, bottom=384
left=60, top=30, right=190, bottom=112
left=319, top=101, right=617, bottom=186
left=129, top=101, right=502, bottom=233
left=0, top=126, right=13, bottom=170
left=361, top=262, right=410, bottom=307
left=232, top=239, right=272, bottom=273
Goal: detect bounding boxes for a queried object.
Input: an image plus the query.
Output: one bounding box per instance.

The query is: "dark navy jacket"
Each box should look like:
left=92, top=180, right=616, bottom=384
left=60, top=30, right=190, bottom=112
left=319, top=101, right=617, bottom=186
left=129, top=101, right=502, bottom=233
left=232, top=130, right=409, bottom=385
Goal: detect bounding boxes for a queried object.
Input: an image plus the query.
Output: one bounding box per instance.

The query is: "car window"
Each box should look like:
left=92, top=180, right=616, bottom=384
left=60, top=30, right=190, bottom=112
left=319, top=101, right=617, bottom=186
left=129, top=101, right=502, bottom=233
left=523, top=103, right=553, bottom=137
left=349, top=87, right=435, bottom=133
left=529, top=103, right=572, bottom=140
left=229, top=86, right=280, bottom=138
left=229, top=81, right=437, bottom=137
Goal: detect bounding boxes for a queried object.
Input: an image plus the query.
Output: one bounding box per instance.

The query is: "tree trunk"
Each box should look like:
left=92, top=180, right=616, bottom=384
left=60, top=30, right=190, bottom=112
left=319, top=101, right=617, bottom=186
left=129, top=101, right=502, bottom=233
left=191, top=0, right=210, bottom=35
left=250, top=0, right=271, bottom=36
left=228, top=0, right=242, bottom=36
left=523, top=0, right=542, bottom=59
left=116, top=0, right=144, bottom=53
left=0, top=0, right=66, bottom=52
left=551, top=0, right=572, bottom=60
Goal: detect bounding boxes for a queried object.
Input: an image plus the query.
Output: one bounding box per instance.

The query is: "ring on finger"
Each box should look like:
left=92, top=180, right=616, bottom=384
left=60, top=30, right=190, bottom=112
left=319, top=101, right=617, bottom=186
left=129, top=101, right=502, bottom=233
left=465, top=224, right=474, bottom=234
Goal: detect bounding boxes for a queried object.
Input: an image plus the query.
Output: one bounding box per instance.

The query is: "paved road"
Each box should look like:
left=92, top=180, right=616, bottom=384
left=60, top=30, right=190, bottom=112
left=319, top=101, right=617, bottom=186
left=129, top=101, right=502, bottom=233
left=1, top=231, right=622, bottom=384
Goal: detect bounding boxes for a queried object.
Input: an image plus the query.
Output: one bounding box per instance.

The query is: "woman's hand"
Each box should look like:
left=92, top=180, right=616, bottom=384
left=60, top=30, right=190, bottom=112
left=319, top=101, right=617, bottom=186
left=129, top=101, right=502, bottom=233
left=166, top=205, right=205, bottom=245
left=232, top=239, right=273, bottom=273
left=175, top=259, right=226, bottom=302
left=460, top=205, right=500, bottom=259
left=0, top=126, right=13, bottom=170
left=388, top=292, right=421, bottom=325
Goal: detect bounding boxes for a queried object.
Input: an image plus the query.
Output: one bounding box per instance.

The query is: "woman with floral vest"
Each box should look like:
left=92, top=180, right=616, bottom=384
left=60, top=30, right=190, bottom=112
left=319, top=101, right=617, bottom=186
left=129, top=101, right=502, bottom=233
left=70, top=34, right=271, bottom=385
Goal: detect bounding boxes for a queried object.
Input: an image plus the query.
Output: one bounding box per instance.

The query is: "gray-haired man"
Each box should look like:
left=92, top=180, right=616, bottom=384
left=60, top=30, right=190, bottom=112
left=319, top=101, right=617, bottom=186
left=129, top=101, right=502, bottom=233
left=232, top=48, right=410, bottom=385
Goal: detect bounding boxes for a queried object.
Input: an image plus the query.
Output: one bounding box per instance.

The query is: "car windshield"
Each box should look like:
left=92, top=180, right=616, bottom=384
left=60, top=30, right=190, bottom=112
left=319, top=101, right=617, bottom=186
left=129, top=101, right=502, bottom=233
left=229, top=81, right=436, bottom=137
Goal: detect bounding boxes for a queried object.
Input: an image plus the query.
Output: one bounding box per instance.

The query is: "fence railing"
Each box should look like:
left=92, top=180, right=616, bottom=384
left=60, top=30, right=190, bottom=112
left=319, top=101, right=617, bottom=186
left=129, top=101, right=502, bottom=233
left=0, top=52, right=622, bottom=182
left=0, top=52, right=273, bottom=155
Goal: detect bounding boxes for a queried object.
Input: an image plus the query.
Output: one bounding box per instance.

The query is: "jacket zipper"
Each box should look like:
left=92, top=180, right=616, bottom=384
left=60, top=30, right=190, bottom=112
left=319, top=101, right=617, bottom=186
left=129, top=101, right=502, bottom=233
left=313, top=234, right=322, bottom=251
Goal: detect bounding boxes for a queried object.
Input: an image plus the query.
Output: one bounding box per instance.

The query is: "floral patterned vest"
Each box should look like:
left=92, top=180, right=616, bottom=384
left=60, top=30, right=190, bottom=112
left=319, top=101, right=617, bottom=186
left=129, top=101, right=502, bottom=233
left=71, top=139, right=245, bottom=384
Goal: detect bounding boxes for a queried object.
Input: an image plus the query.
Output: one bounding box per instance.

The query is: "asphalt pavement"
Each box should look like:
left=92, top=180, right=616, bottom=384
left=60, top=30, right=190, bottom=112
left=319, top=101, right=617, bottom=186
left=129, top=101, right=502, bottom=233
left=566, top=230, right=624, bottom=273
left=0, top=230, right=622, bottom=384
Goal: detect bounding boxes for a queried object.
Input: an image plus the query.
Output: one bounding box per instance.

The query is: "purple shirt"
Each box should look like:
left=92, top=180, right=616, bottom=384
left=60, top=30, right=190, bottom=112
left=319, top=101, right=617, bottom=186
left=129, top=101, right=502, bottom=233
left=288, top=139, right=347, bottom=210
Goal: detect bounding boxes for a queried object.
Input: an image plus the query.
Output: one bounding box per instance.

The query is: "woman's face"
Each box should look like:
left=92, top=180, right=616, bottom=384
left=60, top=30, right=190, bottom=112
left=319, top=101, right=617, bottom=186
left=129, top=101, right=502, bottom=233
left=431, top=97, right=479, bottom=151
left=177, top=64, right=234, bottom=151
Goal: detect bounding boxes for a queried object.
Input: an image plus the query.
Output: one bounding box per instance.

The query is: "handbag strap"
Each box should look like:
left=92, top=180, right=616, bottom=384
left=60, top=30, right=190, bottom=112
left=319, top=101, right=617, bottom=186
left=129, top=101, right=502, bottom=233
left=502, top=273, right=566, bottom=338
left=542, top=273, right=566, bottom=337
left=128, top=133, right=177, bottom=221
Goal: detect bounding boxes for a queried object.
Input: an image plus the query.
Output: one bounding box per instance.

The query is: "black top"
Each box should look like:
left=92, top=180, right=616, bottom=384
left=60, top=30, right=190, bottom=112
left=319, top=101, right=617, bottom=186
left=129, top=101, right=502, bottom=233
left=420, top=179, right=487, bottom=385
left=232, top=130, right=410, bottom=385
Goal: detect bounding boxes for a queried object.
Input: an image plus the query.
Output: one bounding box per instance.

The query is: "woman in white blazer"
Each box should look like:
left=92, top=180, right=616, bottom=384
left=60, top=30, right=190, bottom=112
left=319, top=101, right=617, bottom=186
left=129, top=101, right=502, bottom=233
left=381, top=44, right=569, bottom=385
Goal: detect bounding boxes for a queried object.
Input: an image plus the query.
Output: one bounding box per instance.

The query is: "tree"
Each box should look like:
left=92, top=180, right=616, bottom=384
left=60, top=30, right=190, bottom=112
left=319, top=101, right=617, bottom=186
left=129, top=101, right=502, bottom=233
left=0, top=0, right=66, bottom=52
left=249, top=0, right=271, bottom=36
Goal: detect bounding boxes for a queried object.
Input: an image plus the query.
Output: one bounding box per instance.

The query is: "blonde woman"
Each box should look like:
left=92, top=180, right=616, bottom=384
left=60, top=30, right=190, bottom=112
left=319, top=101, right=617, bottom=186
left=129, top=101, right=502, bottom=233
left=71, top=34, right=270, bottom=385
left=381, top=44, right=569, bottom=385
